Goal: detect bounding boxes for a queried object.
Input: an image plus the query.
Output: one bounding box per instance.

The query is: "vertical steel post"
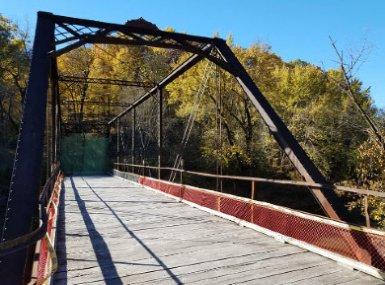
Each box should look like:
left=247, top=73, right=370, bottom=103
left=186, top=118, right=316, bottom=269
left=215, top=64, right=223, bottom=192
left=131, top=108, right=136, bottom=173
left=180, top=159, right=184, bottom=184
left=158, top=87, right=163, bottom=180
left=0, top=12, right=55, bottom=284
left=50, top=57, right=60, bottom=166
left=46, top=114, right=51, bottom=178
left=56, top=72, right=62, bottom=164
left=116, top=118, right=120, bottom=165
left=218, top=67, right=223, bottom=192
left=364, top=196, right=371, bottom=228
left=50, top=60, right=57, bottom=166
left=251, top=181, right=256, bottom=200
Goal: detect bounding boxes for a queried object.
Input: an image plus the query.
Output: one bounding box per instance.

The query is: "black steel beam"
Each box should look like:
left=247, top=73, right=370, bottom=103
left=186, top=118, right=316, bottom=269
left=54, top=27, right=112, bottom=57
left=116, top=119, right=120, bottom=164
left=0, top=12, right=55, bottom=283
left=57, top=22, right=80, bottom=37
left=83, top=37, right=232, bottom=73
left=52, top=13, right=215, bottom=45
left=108, top=44, right=213, bottom=124
left=131, top=108, right=136, bottom=171
left=54, top=35, right=231, bottom=73
left=62, top=99, right=132, bottom=108
left=214, top=40, right=345, bottom=220
left=158, top=87, right=163, bottom=179
left=48, top=12, right=231, bottom=73
left=51, top=57, right=60, bottom=163
left=58, top=75, right=154, bottom=88
left=55, top=39, right=88, bottom=57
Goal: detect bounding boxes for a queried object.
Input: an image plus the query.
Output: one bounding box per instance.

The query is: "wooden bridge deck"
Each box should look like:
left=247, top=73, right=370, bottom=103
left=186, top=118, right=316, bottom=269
left=52, top=176, right=383, bottom=285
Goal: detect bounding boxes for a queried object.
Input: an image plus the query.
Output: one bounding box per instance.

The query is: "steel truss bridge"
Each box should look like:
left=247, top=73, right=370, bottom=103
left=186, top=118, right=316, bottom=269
left=0, top=11, right=384, bottom=285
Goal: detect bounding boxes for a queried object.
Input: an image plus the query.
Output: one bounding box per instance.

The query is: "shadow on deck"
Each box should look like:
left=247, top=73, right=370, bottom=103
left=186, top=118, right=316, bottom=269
left=53, top=176, right=383, bottom=285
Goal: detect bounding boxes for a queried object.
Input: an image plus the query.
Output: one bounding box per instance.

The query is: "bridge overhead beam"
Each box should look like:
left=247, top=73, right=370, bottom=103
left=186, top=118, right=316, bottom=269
left=214, top=40, right=345, bottom=220
left=58, top=75, right=154, bottom=88
left=52, top=14, right=231, bottom=72
left=53, top=13, right=215, bottom=46
left=84, top=37, right=231, bottom=72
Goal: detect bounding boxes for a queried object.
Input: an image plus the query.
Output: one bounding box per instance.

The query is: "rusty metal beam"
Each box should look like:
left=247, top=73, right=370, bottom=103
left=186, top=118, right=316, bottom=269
left=53, top=13, right=215, bottom=46
left=58, top=75, right=154, bottom=87
left=214, top=39, right=345, bottom=220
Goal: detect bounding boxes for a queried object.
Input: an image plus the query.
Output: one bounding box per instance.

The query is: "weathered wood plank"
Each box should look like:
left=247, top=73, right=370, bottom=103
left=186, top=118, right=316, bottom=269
left=53, top=176, right=383, bottom=284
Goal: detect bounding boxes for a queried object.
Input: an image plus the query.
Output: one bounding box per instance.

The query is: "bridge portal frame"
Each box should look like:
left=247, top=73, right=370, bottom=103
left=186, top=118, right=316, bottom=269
left=1, top=11, right=347, bottom=284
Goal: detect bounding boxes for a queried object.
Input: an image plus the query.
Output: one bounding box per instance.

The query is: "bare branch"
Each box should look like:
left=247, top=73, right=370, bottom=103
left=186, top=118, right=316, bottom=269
left=329, top=36, right=385, bottom=150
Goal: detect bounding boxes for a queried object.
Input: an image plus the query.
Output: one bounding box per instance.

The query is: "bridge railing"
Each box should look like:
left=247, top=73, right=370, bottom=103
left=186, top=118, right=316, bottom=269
left=113, top=162, right=385, bottom=278
left=0, top=164, right=63, bottom=283
left=113, top=162, right=385, bottom=229
left=33, top=165, right=63, bottom=284
left=113, top=162, right=385, bottom=199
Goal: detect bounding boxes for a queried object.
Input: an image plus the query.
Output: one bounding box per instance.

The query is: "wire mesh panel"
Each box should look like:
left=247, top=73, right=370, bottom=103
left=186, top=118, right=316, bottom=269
left=136, top=175, right=385, bottom=272
left=35, top=170, right=63, bottom=284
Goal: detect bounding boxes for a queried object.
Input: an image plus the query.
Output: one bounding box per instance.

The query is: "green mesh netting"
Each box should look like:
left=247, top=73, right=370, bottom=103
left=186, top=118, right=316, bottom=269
left=60, top=133, right=109, bottom=175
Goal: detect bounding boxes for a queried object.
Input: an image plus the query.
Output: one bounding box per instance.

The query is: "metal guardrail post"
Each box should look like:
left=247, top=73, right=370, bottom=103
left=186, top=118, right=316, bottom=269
left=364, top=196, right=371, bottom=228
left=131, top=107, right=135, bottom=173
left=158, top=87, right=163, bottom=180
left=180, top=159, right=184, bottom=184
left=116, top=118, right=120, bottom=164
left=251, top=181, right=256, bottom=200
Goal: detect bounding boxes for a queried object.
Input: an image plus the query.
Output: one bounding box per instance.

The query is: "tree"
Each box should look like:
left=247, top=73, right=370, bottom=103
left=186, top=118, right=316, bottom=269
left=347, top=134, right=385, bottom=228
left=57, top=46, right=94, bottom=122
left=167, top=43, right=284, bottom=175
left=0, top=15, right=29, bottom=191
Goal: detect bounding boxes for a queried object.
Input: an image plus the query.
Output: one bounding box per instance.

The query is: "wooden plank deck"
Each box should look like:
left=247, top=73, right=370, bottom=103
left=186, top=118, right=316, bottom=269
left=53, top=176, right=384, bottom=285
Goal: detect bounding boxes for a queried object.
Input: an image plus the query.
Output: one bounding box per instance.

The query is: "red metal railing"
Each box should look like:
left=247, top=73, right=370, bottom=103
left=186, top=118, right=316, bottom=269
left=34, top=168, right=63, bottom=284
left=114, top=163, right=385, bottom=275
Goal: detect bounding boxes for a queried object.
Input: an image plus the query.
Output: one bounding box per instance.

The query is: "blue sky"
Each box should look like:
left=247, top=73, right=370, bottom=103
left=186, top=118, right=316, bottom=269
left=2, top=0, right=385, bottom=108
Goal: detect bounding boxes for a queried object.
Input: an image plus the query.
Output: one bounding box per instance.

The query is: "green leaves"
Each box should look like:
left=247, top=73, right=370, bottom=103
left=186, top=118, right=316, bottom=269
left=0, top=15, right=28, bottom=192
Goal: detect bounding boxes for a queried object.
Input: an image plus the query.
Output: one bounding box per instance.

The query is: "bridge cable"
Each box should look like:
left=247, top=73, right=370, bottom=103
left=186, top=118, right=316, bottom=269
left=169, top=60, right=215, bottom=182
left=215, top=63, right=223, bottom=192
